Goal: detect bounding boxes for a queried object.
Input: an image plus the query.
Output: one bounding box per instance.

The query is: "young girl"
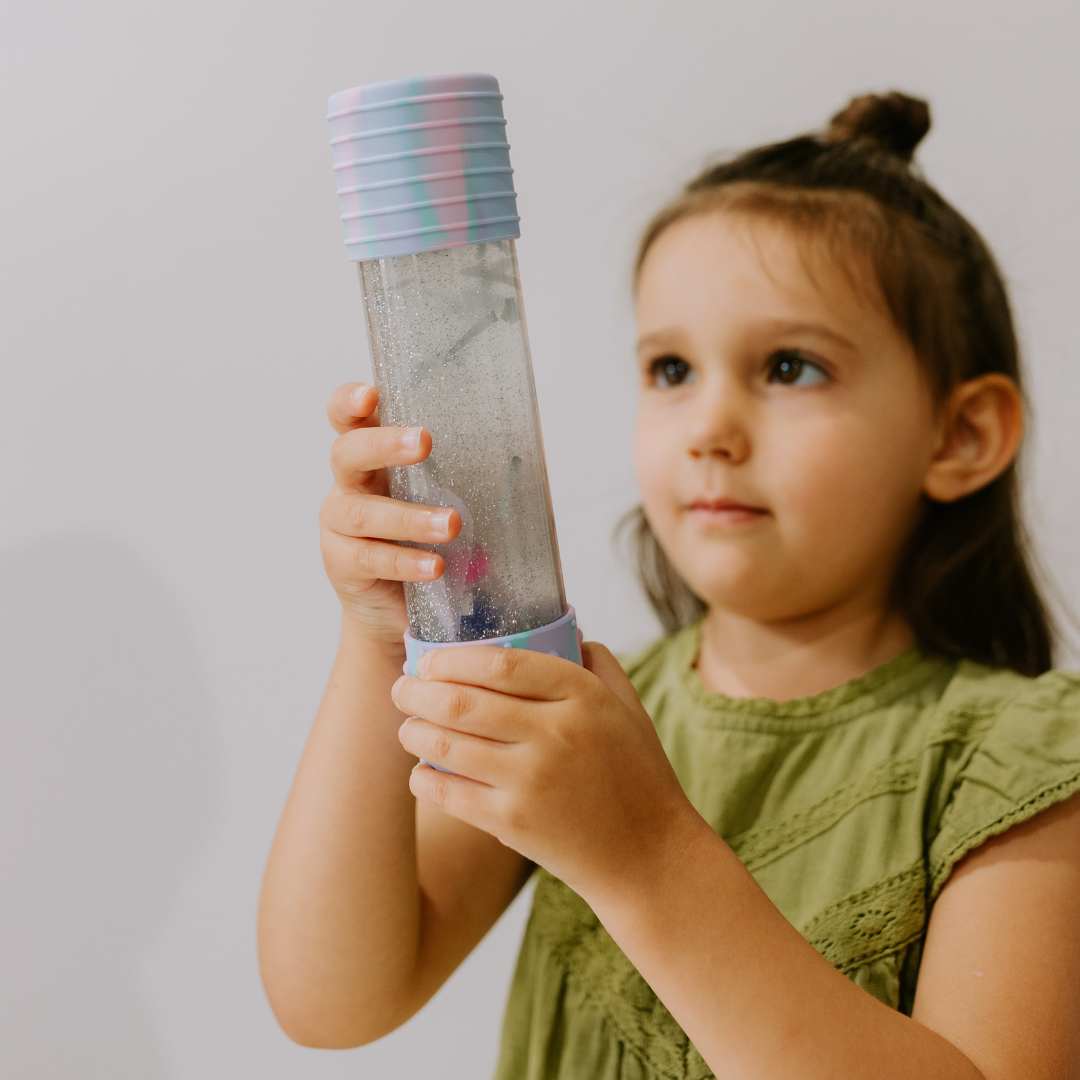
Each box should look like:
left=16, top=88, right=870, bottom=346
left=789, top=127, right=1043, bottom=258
left=259, top=93, right=1080, bottom=1079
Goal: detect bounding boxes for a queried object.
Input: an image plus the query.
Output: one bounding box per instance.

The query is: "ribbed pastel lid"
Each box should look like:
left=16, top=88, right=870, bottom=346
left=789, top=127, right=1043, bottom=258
left=327, top=72, right=520, bottom=261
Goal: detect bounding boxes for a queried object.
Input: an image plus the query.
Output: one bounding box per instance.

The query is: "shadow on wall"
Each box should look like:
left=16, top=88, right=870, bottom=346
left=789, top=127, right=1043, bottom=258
left=0, top=537, right=220, bottom=1079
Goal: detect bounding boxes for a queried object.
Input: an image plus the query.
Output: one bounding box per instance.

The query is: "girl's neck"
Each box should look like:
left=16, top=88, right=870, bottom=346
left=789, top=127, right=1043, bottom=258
left=696, top=601, right=916, bottom=702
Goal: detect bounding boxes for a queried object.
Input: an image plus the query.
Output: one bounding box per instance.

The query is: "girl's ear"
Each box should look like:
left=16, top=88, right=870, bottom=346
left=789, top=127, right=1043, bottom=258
left=923, top=374, right=1024, bottom=503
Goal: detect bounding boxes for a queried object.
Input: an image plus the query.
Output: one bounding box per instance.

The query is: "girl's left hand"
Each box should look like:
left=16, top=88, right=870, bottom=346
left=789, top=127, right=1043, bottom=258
left=391, top=643, right=697, bottom=900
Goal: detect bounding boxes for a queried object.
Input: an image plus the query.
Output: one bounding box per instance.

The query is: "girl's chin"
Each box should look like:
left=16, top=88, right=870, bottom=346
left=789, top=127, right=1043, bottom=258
left=675, top=556, right=801, bottom=618
left=677, top=570, right=770, bottom=610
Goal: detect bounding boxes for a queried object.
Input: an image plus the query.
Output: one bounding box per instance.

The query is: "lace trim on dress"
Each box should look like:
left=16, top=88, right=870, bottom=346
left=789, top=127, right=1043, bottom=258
left=800, top=860, right=926, bottom=972
left=531, top=868, right=925, bottom=1080
left=929, top=773, right=1080, bottom=897
left=729, top=757, right=922, bottom=872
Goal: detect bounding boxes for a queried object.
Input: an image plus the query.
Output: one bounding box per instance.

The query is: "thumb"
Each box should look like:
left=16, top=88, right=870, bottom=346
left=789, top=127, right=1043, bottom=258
left=581, top=641, right=647, bottom=716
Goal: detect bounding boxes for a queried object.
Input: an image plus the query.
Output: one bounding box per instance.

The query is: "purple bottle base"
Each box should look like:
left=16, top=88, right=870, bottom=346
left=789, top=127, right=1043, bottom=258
left=403, top=607, right=583, bottom=774
left=403, top=605, right=582, bottom=676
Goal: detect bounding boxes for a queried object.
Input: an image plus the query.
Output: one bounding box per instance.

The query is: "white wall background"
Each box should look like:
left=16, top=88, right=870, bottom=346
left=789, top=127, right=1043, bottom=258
left=2, top=1, right=1078, bottom=1076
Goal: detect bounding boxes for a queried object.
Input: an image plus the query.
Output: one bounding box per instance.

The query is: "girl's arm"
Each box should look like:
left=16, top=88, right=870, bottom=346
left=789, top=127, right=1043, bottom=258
left=257, top=384, right=530, bottom=1048
left=393, top=643, right=1080, bottom=1080
left=589, top=789, right=1080, bottom=1080
left=912, top=792, right=1080, bottom=1078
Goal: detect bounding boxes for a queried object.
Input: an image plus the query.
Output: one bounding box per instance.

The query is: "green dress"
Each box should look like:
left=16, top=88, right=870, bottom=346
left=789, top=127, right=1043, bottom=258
left=494, top=624, right=1080, bottom=1080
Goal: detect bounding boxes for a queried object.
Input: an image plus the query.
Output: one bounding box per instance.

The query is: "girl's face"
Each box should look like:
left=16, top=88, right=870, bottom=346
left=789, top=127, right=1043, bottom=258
left=634, top=211, right=939, bottom=624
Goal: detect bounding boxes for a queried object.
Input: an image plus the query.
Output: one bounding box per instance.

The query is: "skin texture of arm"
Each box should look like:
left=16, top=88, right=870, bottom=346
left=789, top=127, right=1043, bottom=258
left=587, top=789, right=1080, bottom=1080
left=257, top=384, right=532, bottom=1047
left=912, top=792, right=1080, bottom=1079
left=394, top=642, right=1080, bottom=1080
left=258, top=625, right=531, bottom=1048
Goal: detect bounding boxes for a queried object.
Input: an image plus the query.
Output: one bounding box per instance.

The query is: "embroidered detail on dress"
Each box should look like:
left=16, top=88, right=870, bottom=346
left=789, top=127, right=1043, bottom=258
left=729, top=757, right=921, bottom=872
left=531, top=873, right=713, bottom=1080
left=722, top=704, right=1006, bottom=875
left=800, top=861, right=926, bottom=972
left=529, top=861, right=930, bottom=1080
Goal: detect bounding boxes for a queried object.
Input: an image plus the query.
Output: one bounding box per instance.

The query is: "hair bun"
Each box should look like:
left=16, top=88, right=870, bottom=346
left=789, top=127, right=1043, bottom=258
left=826, top=92, right=930, bottom=163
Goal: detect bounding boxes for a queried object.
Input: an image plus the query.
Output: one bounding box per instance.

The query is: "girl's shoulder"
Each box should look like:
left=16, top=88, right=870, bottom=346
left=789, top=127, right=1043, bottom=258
left=621, top=627, right=1080, bottom=900
left=924, top=658, right=1080, bottom=898
left=623, top=632, right=1080, bottom=970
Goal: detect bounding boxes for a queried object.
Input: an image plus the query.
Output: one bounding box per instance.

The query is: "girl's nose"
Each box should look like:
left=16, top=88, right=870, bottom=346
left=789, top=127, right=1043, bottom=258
left=687, top=389, right=751, bottom=464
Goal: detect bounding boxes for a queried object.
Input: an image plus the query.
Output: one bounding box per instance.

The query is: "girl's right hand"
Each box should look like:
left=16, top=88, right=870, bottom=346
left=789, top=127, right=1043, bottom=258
left=319, top=383, right=461, bottom=646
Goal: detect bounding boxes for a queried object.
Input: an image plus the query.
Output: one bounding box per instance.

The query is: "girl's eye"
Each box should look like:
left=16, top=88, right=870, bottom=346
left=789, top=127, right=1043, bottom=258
left=767, top=350, right=829, bottom=387
left=649, top=356, right=694, bottom=388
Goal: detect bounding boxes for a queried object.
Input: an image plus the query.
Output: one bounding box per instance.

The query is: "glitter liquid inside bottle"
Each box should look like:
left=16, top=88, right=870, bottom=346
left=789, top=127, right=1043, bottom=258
left=327, top=73, right=581, bottom=674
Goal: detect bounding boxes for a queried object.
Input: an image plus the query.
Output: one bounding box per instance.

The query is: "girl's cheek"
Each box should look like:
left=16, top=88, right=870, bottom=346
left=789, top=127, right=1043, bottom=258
left=633, top=399, right=656, bottom=455
left=633, top=410, right=676, bottom=503
left=767, top=421, right=922, bottom=556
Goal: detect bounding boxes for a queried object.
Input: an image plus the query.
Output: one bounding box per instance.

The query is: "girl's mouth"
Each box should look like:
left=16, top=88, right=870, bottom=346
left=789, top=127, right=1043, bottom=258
left=686, top=498, right=770, bottom=527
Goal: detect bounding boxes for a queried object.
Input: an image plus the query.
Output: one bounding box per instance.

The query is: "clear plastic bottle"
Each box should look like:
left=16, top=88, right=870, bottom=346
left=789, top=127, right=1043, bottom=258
left=360, top=238, right=566, bottom=643
left=328, top=73, right=580, bottom=671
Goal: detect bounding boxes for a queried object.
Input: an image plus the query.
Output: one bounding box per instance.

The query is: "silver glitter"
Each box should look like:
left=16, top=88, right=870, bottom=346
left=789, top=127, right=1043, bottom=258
left=359, top=240, right=567, bottom=643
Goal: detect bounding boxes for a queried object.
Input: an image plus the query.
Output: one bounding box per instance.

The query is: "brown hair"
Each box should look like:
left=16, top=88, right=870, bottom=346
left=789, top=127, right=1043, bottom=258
left=625, top=92, right=1054, bottom=676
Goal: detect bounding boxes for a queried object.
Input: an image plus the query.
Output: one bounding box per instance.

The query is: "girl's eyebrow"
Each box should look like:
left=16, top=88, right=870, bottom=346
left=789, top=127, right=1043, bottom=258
left=764, top=320, right=859, bottom=352
left=636, top=330, right=686, bottom=353
left=637, top=322, right=860, bottom=354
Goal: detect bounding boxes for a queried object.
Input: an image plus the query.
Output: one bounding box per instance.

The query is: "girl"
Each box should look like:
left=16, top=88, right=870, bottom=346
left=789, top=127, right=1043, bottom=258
left=259, top=93, right=1080, bottom=1079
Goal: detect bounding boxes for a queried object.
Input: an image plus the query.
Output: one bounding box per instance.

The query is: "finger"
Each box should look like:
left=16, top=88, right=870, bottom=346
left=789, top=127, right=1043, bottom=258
left=322, top=490, right=461, bottom=545
left=327, top=382, right=379, bottom=435
left=581, top=642, right=644, bottom=715
left=331, top=424, right=432, bottom=487
left=391, top=673, right=533, bottom=741
left=398, top=716, right=511, bottom=783
left=408, top=762, right=505, bottom=834
left=321, top=529, right=444, bottom=583
left=416, top=643, right=587, bottom=702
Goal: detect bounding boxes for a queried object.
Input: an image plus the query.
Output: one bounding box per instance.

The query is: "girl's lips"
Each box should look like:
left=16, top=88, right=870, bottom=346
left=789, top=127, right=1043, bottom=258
left=686, top=499, right=769, bottom=526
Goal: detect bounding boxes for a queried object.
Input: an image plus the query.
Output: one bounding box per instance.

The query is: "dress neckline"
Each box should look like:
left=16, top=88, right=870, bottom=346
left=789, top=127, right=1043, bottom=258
left=671, top=622, right=953, bottom=732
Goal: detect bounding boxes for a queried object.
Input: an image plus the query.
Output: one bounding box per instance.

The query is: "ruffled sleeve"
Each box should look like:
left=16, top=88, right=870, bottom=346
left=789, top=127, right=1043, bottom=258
left=927, top=668, right=1080, bottom=898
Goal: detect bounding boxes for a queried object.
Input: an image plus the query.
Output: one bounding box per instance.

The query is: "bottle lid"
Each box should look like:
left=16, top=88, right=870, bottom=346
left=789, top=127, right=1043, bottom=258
left=327, top=72, right=520, bottom=261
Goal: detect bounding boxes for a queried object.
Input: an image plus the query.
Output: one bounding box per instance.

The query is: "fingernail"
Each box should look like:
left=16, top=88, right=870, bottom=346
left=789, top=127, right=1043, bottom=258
left=400, top=427, right=422, bottom=451
left=350, top=384, right=370, bottom=408
left=418, top=652, right=431, bottom=677
left=390, top=676, right=403, bottom=707
left=418, top=555, right=437, bottom=578
left=429, top=509, right=452, bottom=535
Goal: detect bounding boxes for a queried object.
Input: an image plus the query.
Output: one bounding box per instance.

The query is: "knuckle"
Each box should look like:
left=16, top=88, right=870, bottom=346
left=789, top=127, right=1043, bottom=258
left=502, top=799, right=528, bottom=836
left=430, top=728, right=454, bottom=761
left=347, top=497, right=373, bottom=534
left=329, top=434, right=349, bottom=474
left=443, top=687, right=471, bottom=724
left=489, top=647, right=519, bottom=680
left=513, top=750, right=543, bottom=795
left=394, top=501, right=418, bottom=537
left=394, top=545, right=420, bottom=579
left=557, top=715, right=584, bottom=754
left=582, top=679, right=608, bottom=712
left=321, top=530, right=356, bottom=574
left=353, top=540, right=381, bottom=578
left=429, top=774, right=451, bottom=809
